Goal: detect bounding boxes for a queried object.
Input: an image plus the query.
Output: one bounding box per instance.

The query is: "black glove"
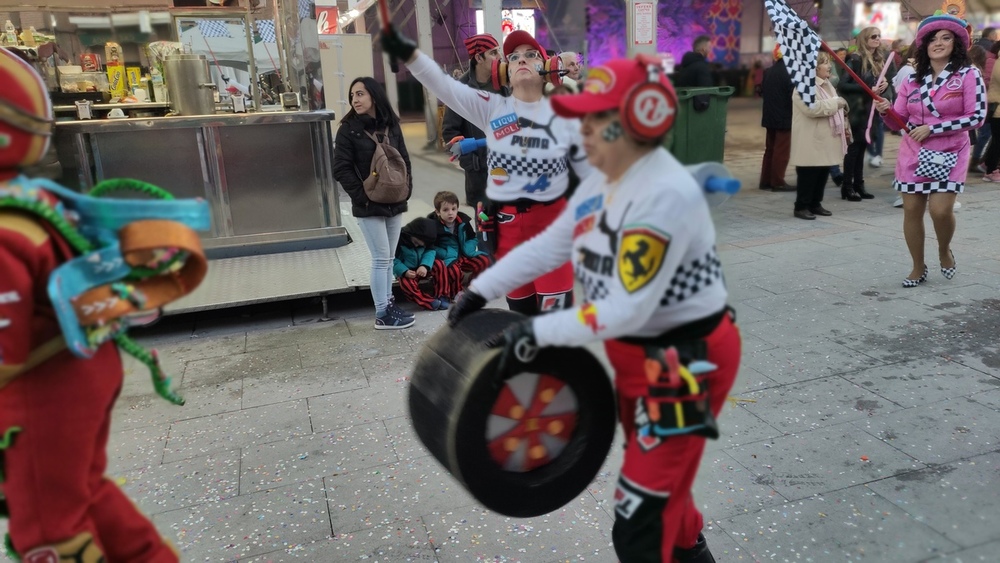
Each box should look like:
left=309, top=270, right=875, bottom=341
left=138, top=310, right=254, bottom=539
left=381, top=25, right=418, bottom=63
left=487, top=320, right=538, bottom=376
left=447, top=289, right=487, bottom=327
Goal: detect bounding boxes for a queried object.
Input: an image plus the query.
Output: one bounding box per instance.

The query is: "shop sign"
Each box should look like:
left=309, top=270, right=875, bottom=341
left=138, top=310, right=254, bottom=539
left=634, top=1, right=654, bottom=46
left=316, top=4, right=338, bottom=35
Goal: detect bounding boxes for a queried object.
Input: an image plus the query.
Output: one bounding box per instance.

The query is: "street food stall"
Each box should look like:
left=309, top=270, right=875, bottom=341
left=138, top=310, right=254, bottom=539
left=2, top=1, right=380, bottom=314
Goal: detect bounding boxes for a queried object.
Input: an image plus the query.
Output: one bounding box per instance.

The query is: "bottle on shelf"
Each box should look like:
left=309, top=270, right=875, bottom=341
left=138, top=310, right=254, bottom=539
left=3, top=20, right=17, bottom=46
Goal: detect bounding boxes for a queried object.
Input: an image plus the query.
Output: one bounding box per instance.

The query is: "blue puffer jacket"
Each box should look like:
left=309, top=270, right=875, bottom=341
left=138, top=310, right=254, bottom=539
left=426, top=211, right=486, bottom=266
left=393, top=217, right=438, bottom=278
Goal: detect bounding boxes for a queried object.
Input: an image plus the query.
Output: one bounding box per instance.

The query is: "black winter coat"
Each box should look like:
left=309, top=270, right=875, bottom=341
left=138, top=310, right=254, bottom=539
left=761, top=59, right=793, bottom=130
left=837, top=53, right=896, bottom=130
left=333, top=114, right=412, bottom=218
left=441, top=69, right=508, bottom=173
left=675, top=52, right=714, bottom=111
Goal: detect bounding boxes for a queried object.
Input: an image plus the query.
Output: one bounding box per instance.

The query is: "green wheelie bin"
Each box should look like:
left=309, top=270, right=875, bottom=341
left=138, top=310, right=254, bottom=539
left=667, top=86, right=735, bottom=165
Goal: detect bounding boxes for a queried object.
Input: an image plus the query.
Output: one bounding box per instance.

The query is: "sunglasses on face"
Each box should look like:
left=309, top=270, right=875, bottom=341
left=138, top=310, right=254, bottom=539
left=508, top=50, right=543, bottom=63
left=869, top=35, right=881, bottom=40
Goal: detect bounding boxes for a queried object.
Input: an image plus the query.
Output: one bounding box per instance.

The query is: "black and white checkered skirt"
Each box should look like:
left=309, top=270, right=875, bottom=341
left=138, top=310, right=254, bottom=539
left=893, top=179, right=964, bottom=194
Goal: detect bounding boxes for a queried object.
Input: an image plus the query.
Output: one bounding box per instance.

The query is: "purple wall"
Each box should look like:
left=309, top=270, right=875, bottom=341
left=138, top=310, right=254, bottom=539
left=586, top=0, right=743, bottom=69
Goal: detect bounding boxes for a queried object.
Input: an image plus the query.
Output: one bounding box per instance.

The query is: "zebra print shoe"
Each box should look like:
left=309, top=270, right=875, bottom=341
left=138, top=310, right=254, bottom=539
left=902, top=266, right=928, bottom=288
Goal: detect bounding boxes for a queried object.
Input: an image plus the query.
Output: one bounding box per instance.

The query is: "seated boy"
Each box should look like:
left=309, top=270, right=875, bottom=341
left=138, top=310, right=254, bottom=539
left=427, top=191, right=491, bottom=296
left=393, top=217, right=453, bottom=311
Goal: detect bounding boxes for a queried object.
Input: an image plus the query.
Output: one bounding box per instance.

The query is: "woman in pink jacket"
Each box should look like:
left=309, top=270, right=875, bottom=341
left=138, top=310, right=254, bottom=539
left=875, top=14, right=986, bottom=287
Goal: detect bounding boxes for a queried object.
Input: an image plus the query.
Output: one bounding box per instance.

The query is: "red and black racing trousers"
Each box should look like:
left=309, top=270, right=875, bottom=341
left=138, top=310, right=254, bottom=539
left=494, top=198, right=573, bottom=314
left=604, top=310, right=741, bottom=562
left=0, top=345, right=178, bottom=562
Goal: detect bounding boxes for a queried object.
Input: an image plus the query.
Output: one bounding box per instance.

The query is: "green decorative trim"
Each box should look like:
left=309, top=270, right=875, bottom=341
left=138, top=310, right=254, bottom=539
left=3, top=533, right=19, bottom=562
left=0, top=427, right=20, bottom=450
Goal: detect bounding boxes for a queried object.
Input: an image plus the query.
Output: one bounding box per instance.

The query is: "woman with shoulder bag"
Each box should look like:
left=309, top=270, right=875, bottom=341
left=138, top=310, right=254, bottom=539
left=333, top=77, right=415, bottom=329
left=789, top=51, right=851, bottom=220
left=874, top=14, right=987, bottom=287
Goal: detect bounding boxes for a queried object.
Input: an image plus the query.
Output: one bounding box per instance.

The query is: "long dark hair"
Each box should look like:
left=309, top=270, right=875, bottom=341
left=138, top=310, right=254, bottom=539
left=342, top=77, right=399, bottom=127
left=915, top=30, right=972, bottom=80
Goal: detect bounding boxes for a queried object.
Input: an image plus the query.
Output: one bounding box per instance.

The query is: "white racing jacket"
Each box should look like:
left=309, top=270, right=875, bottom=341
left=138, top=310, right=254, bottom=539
left=471, top=148, right=728, bottom=348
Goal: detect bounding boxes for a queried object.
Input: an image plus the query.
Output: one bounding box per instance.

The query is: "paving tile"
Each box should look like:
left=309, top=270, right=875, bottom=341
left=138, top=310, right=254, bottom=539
left=728, top=364, right=778, bottom=395
left=237, top=537, right=349, bottom=562
left=692, top=449, right=789, bottom=520
left=740, top=375, right=903, bottom=433
left=740, top=339, right=883, bottom=385
left=113, top=378, right=243, bottom=431
left=192, top=306, right=294, bottom=337
left=118, top=449, right=241, bottom=515
left=724, top=423, right=925, bottom=500
left=324, top=456, right=476, bottom=535
left=384, top=415, right=431, bottom=462
left=183, top=345, right=302, bottom=389
left=865, top=452, right=1000, bottom=548
left=922, top=539, right=1000, bottom=563
left=154, top=479, right=332, bottom=561
left=718, top=484, right=959, bottom=562
left=850, top=396, right=1000, bottom=465
left=107, top=422, right=171, bottom=473
left=241, top=423, right=397, bottom=492
left=295, top=522, right=437, bottom=563
left=421, top=496, right=613, bottom=563
left=308, top=353, right=413, bottom=433
left=843, top=357, right=999, bottom=408
left=244, top=319, right=351, bottom=352
left=241, top=360, right=367, bottom=409
left=164, top=400, right=312, bottom=463
left=298, top=329, right=413, bottom=367
left=712, top=400, right=786, bottom=449
left=741, top=314, right=863, bottom=348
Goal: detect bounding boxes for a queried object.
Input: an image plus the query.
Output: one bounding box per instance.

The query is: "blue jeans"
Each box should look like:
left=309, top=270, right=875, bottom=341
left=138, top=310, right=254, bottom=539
left=866, top=115, right=884, bottom=158
left=973, top=124, right=992, bottom=161
left=829, top=164, right=842, bottom=178
left=356, top=214, right=403, bottom=315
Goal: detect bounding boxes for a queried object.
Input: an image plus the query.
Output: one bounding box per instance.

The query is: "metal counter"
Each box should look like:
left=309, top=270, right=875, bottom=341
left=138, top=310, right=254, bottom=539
left=53, top=110, right=346, bottom=258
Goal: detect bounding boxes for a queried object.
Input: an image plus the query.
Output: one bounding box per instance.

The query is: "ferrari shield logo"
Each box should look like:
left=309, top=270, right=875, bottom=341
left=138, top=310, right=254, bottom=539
left=617, top=227, right=669, bottom=293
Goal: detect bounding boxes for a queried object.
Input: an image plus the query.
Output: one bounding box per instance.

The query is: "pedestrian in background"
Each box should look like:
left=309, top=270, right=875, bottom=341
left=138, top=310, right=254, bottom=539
left=980, top=41, right=1000, bottom=182
left=333, top=77, right=415, bottom=329
left=838, top=26, right=893, bottom=201
left=967, top=44, right=992, bottom=171
left=829, top=46, right=849, bottom=186
left=675, top=34, right=715, bottom=112
left=442, top=34, right=507, bottom=209
left=875, top=14, right=986, bottom=287
left=559, top=51, right=582, bottom=81
left=790, top=51, right=851, bottom=220
left=759, top=44, right=796, bottom=192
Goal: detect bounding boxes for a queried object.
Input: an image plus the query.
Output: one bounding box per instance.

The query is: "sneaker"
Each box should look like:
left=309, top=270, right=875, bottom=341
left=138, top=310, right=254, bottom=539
left=436, top=297, right=452, bottom=311
left=375, top=309, right=414, bottom=330
left=869, top=155, right=883, bottom=168
left=977, top=163, right=987, bottom=174
left=983, top=171, right=1000, bottom=182
left=387, top=301, right=414, bottom=320
left=893, top=196, right=904, bottom=208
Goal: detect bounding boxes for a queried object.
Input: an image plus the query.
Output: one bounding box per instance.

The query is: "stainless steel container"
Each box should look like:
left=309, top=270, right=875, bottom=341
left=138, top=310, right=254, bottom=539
left=163, top=54, right=217, bottom=115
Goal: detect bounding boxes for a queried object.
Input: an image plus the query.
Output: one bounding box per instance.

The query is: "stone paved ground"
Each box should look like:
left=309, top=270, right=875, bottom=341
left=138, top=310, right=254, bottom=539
left=3, top=98, right=998, bottom=563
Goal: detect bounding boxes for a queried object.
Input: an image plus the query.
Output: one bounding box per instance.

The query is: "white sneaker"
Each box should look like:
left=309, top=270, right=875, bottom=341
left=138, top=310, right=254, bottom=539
left=869, top=155, right=883, bottom=168
left=953, top=200, right=961, bottom=211
left=893, top=196, right=904, bottom=208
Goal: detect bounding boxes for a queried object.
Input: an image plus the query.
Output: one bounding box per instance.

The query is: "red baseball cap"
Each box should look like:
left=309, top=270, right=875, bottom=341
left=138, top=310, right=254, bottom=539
left=551, top=56, right=677, bottom=141
left=503, top=30, right=547, bottom=61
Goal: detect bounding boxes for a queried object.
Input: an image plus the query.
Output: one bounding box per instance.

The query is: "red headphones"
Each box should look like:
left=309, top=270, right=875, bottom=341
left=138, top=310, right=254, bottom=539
left=619, top=54, right=678, bottom=143
left=490, top=55, right=563, bottom=90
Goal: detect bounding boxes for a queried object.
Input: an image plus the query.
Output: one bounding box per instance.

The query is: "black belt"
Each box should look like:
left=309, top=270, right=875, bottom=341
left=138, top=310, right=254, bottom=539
left=618, top=306, right=734, bottom=352
left=496, top=197, right=565, bottom=213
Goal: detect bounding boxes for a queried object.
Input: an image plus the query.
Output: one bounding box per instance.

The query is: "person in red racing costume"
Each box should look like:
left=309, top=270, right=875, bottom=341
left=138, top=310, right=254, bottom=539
left=0, top=47, right=180, bottom=563
left=447, top=55, right=742, bottom=563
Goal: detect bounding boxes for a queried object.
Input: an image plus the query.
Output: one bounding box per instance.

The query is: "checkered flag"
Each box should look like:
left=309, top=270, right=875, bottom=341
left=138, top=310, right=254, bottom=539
left=256, top=19, right=276, bottom=43
left=764, top=0, right=820, bottom=107
left=197, top=20, right=232, bottom=38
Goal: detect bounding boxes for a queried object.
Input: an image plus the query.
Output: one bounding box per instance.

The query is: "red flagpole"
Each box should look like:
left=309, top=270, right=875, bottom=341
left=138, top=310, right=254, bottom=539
left=820, top=42, right=909, bottom=132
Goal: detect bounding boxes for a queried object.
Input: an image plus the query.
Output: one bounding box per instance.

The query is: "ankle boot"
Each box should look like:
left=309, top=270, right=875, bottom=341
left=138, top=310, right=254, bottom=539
left=855, top=183, right=875, bottom=199
left=841, top=186, right=862, bottom=201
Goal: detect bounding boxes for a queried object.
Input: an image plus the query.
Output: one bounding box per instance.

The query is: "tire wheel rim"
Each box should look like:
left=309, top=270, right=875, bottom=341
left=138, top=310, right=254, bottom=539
left=485, top=372, right=579, bottom=472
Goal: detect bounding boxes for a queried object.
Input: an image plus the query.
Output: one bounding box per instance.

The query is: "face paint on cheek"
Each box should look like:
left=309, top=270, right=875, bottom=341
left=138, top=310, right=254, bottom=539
left=602, top=121, right=625, bottom=143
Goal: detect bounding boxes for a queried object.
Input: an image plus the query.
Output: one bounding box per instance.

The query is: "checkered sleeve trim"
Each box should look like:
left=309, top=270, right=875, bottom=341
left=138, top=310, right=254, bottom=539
left=487, top=153, right=569, bottom=178
left=928, top=67, right=987, bottom=135
left=658, top=249, right=724, bottom=307
left=893, top=179, right=964, bottom=194
left=576, top=268, right=610, bottom=302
